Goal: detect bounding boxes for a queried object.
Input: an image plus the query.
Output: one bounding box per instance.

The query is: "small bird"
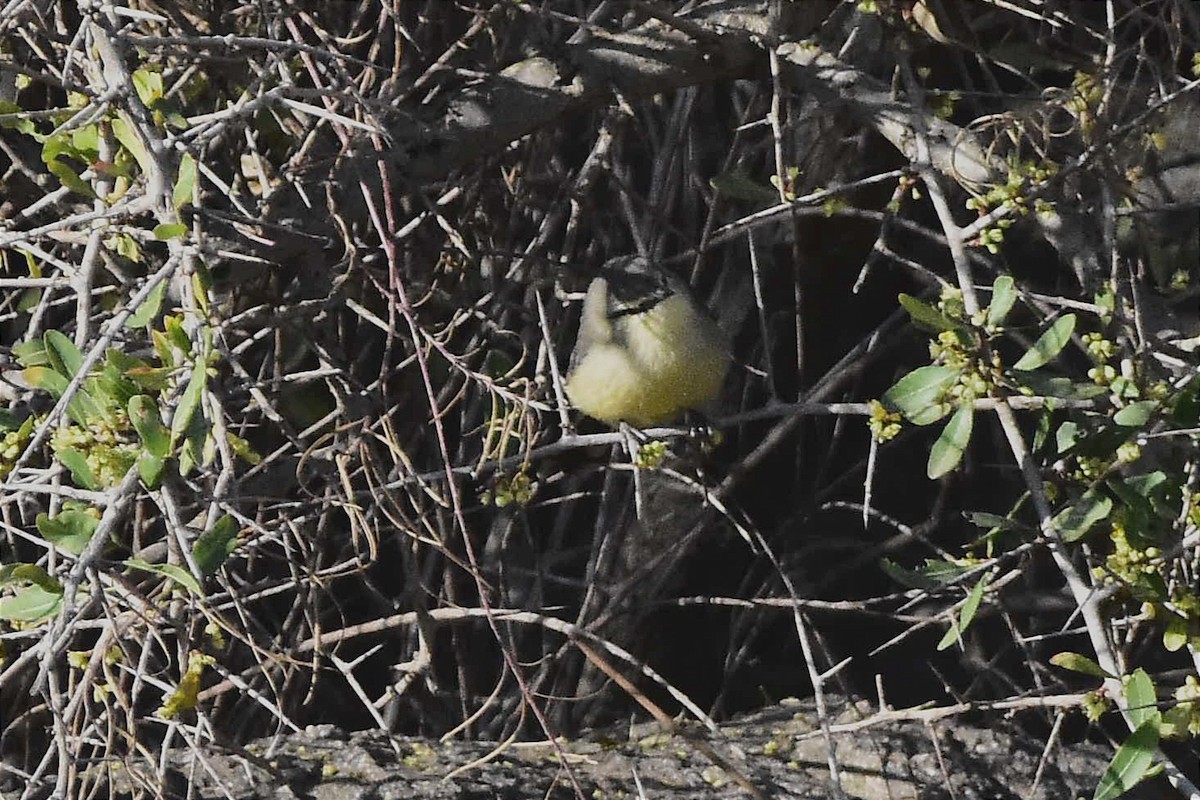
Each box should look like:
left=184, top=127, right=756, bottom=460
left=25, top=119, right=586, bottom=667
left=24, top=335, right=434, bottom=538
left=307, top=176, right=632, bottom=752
left=564, top=256, right=731, bottom=427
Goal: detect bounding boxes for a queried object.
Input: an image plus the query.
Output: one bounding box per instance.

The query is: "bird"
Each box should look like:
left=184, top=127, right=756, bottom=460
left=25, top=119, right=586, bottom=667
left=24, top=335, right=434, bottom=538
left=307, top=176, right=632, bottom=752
left=563, top=256, right=731, bottom=427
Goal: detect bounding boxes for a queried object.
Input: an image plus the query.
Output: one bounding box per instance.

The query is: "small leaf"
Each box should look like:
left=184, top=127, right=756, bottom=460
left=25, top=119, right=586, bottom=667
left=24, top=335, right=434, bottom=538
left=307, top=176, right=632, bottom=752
left=153, top=222, right=187, bottom=241
left=1113, top=401, right=1156, bottom=427
left=0, top=563, right=63, bottom=593
left=21, top=365, right=66, bottom=396
left=137, top=451, right=165, bottom=488
left=0, top=99, right=38, bottom=135
left=173, top=152, right=197, bottom=210
left=22, top=366, right=103, bottom=425
left=1162, top=615, right=1188, bottom=653
left=899, top=293, right=966, bottom=333
left=129, top=395, right=170, bottom=458
left=125, top=365, right=173, bottom=392
left=1013, top=313, right=1076, bottom=371
left=171, top=359, right=207, bottom=445
left=110, top=232, right=143, bottom=263
left=44, top=330, right=84, bottom=379
left=1123, top=668, right=1160, bottom=730
left=191, top=264, right=211, bottom=315
left=56, top=447, right=99, bottom=491
left=937, top=574, right=988, bottom=651
left=963, top=511, right=1019, bottom=531
left=927, top=404, right=973, bottom=478
left=0, top=564, right=64, bottom=623
left=192, top=515, right=239, bottom=577
left=710, top=168, right=779, bottom=204
left=1171, top=377, right=1199, bottom=425
left=226, top=432, right=262, bottom=465
left=12, top=338, right=49, bottom=368
left=124, top=558, right=202, bottom=596
left=1052, top=487, right=1113, bottom=542
left=882, top=365, right=959, bottom=425
left=127, top=279, right=166, bottom=329
left=111, top=114, right=152, bottom=174
left=1056, top=421, right=1082, bottom=454
left=1092, top=719, right=1158, bottom=800
left=986, top=275, right=1017, bottom=328
left=1013, top=373, right=1108, bottom=400
left=881, top=558, right=938, bottom=589
left=36, top=510, right=98, bottom=556
left=131, top=68, right=163, bottom=106
left=1050, top=651, right=1113, bottom=679
left=0, top=583, right=63, bottom=622
left=45, top=157, right=96, bottom=198
left=881, top=557, right=971, bottom=589
left=959, top=574, right=986, bottom=629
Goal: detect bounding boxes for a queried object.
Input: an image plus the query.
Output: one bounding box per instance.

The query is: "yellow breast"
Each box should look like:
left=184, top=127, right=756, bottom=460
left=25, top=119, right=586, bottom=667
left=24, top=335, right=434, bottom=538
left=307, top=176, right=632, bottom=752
left=565, top=290, right=729, bottom=426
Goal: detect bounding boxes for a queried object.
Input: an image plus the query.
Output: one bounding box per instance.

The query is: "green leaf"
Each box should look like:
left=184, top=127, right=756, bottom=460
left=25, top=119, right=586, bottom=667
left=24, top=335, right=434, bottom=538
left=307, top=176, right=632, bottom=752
left=1049, top=651, right=1113, bottom=679
left=44, top=330, right=83, bottom=379
left=1117, top=471, right=1169, bottom=498
left=71, top=125, right=99, bottom=154
left=710, top=168, right=779, bottom=204
left=0, top=409, right=20, bottom=432
left=173, top=152, right=197, bottom=210
left=93, top=358, right=139, bottom=411
left=111, top=114, right=152, bottom=174
left=192, top=515, right=239, bottom=577
left=0, top=563, right=63, bottom=622
left=1012, top=376, right=1104, bottom=400
left=130, top=68, right=163, bottom=106
left=1113, top=401, right=1156, bottom=427
left=25, top=352, right=73, bottom=393
left=1124, top=668, right=1160, bottom=729
left=55, top=447, right=99, bottom=491
left=124, top=558, right=202, bottom=596
left=1055, top=421, right=1082, bottom=454
left=164, top=315, right=190, bottom=353
left=1171, top=376, right=1199, bottom=425
left=12, top=338, right=49, bottom=368
left=226, top=432, right=262, bottom=465
left=1013, top=313, right=1076, bottom=371
left=937, top=574, right=988, bottom=651
left=1162, top=615, right=1189, bottom=652
left=882, top=365, right=958, bottom=425
left=129, top=395, right=170, bottom=458
left=35, top=510, right=98, bottom=556
left=1052, top=487, right=1113, bottom=542
left=959, top=574, right=986, bottom=628
left=152, top=222, right=188, bottom=241
left=171, top=359, right=207, bottom=446
left=963, top=511, right=1020, bottom=531
left=137, top=451, right=165, bottom=488
left=1093, top=720, right=1158, bottom=800
left=126, top=365, right=173, bottom=392
left=127, top=279, right=166, bottom=328
left=927, top=404, right=973, bottom=478
left=0, top=583, right=63, bottom=622
left=881, top=558, right=937, bottom=589
left=881, top=557, right=971, bottom=590
left=45, top=157, right=96, bottom=199
left=0, top=563, right=63, bottom=593
left=986, top=275, right=1016, bottom=328
left=0, top=99, right=38, bottom=135
left=22, top=367, right=102, bottom=425
left=899, top=293, right=966, bottom=333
